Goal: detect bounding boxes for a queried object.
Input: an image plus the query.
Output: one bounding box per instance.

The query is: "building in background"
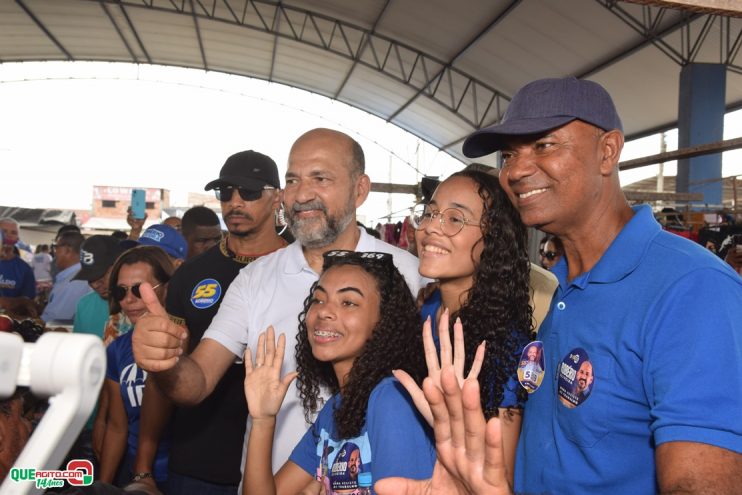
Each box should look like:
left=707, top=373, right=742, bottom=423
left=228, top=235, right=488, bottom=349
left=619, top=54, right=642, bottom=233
left=82, top=186, right=170, bottom=231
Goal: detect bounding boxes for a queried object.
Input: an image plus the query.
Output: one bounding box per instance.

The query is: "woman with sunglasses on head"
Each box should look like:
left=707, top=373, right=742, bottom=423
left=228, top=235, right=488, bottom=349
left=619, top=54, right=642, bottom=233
left=99, top=246, right=174, bottom=490
left=398, top=169, right=533, bottom=484
left=241, top=251, right=436, bottom=495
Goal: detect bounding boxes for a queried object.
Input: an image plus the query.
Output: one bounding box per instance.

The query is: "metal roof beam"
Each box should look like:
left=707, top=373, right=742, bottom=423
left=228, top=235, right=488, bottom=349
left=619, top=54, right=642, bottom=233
left=88, top=0, right=508, bottom=129
left=333, top=0, right=391, bottom=99
left=582, top=3, right=742, bottom=78
left=118, top=3, right=152, bottom=64
left=619, top=136, right=742, bottom=170
left=592, top=2, right=742, bottom=72
left=268, top=2, right=280, bottom=81
left=99, top=1, right=139, bottom=62
left=386, top=0, right=521, bottom=123
left=15, top=0, right=73, bottom=60
left=189, top=0, right=209, bottom=70
left=581, top=1, right=700, bottom=78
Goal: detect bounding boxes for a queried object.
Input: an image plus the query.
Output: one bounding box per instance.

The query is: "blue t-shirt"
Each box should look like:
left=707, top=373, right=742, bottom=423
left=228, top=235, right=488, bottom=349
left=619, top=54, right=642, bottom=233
left=106, top=331, right=170, bottom=481
left=73, top=291, right=109, bottom=338
left=0, top=256, right=36, bottom=298
left=515, top=205, right=742, bottom=495
left=421, top=289, right=521, bottom=408
left=290, top=377, right=435, bottom=494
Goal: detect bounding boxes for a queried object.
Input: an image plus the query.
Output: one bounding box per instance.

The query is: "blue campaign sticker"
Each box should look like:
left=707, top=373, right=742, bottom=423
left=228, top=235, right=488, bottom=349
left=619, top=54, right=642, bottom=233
left=558, top=347, right=594, bottom=409
left=517, top=341, right=545, bottom=393
left=190, top=278, right=222, bottom=309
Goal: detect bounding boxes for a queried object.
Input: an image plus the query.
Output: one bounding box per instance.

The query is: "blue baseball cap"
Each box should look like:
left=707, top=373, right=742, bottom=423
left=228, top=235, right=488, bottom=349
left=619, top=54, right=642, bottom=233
left=137, top=224, right=187, bottom=260
left=463, top=77, right=623, bottom=158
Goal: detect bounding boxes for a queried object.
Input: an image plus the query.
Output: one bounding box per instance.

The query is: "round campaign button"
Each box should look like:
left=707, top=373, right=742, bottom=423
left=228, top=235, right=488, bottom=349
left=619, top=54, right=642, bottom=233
left=557, top=347, right=594, bottom=408
left=190, top=278, right=222, bottom=309
left=517, top=341, right=545, bottom=393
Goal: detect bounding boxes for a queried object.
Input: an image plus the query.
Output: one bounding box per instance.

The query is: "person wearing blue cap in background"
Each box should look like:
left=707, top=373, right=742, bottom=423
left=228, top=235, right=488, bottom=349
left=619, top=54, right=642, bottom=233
left=376, top=77, right=742, bottom=495
left=123, top=224, right=188, bottom=268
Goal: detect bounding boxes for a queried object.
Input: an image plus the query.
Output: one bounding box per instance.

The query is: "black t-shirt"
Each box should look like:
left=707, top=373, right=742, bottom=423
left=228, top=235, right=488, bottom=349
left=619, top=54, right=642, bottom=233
left=165, top=239, right=255, bottom=484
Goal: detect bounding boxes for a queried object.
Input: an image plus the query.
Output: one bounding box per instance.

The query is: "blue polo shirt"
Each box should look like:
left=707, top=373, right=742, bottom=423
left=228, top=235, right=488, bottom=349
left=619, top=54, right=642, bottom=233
left=41, top=263, right=92, bottom=323
left=515, top=205, right=742, bottom=495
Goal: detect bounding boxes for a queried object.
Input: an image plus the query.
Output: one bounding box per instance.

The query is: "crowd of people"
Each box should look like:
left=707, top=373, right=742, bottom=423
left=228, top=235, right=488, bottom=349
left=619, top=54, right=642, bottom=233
left=1, top=77, right=740, bottom=495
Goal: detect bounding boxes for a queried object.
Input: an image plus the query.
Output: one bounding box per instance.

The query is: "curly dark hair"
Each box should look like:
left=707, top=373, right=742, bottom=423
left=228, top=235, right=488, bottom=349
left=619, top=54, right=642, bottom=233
left=448, top=169, right=534, bottom=418
left=295, top=255, right=425, bottom=439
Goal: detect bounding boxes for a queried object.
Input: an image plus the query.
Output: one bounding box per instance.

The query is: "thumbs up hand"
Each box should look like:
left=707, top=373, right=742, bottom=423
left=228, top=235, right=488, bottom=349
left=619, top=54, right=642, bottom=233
left=132, top=282, right=188, bottom=372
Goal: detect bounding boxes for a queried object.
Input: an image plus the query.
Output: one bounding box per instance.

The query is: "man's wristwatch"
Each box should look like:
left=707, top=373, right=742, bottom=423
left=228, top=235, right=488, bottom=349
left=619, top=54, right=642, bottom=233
left=131, top=472, right=153, bottom=482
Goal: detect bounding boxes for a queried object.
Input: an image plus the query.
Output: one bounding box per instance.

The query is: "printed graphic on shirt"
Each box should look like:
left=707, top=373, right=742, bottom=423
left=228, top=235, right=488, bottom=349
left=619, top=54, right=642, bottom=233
left=517, top=341, right=545, bottom=393
left=190, top=278, right=222, bottom=309
left=0, top=274, right=17, bottom=289
left=314, top=428, right=371, bottom=494
left=557, top=347, right=594, bottom=408
left=120, top=362, right=147, bottom=408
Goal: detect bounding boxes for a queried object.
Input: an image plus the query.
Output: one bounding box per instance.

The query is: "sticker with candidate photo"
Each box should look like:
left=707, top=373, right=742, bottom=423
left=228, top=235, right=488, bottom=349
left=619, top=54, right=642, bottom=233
left=517, top=341, right=545, bottom=393
left=557, top=348, right=594, bottom=409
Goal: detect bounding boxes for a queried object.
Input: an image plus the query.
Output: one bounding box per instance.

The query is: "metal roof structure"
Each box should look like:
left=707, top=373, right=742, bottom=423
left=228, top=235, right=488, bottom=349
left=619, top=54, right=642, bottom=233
left=1, top=0, right=742, bottom=167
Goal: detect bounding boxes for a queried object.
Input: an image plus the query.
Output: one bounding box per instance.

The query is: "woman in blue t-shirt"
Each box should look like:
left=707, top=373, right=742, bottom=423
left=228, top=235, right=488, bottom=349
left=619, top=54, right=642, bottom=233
left=98, top=246, right=174, bottom=490
left=242, top=250, right=433, bottom=495
left=402, top=169, right=534, bottom=482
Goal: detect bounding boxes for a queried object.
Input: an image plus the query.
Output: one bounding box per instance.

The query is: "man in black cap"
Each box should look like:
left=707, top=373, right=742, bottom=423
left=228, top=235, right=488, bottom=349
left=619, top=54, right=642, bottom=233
left=73, top=235, right=126, bottom=338
left=131, top=150, right=287, bottom=494
left=379, top=77, right=742, bottom=495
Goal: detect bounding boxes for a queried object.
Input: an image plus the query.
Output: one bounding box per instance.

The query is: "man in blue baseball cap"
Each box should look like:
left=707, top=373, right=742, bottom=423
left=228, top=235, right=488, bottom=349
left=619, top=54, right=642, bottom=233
left=137, top=224, right=188, bottom=263
left=380, top=77, right=742, bottom=495
left=120, top=224, right=188, bottom=270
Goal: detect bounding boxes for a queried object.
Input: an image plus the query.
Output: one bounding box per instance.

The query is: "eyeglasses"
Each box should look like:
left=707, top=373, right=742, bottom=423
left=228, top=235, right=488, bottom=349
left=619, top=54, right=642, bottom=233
left=539, top=250, right=559, bottom=261
left=214, top=186, right=275, bottom=202
left=410, top=204, right=480, bottom=237
left=322, top=250, right=394, bottom=271
left=113, top=282, right=163, bottom=302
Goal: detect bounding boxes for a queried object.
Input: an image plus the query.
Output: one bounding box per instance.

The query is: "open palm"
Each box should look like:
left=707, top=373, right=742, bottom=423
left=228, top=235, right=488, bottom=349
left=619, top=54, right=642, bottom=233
left=243, top=326, right=298, bottom=420
left=394, top=309, right=485, bottom=426
left=376, top=368, right=512, bottom=495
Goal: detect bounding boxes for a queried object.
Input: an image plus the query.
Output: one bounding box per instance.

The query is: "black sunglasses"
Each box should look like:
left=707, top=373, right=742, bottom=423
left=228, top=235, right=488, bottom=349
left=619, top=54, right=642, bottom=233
left=214, top=186, right=275, bottom=202
left=540, top=250, right=559, bottom=261
left=113, top=282, right=163, bottom=302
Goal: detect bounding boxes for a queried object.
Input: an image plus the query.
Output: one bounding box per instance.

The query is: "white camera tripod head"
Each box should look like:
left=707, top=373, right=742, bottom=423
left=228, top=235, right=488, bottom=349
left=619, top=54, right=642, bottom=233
left=0, top=331, right=105, bottom=495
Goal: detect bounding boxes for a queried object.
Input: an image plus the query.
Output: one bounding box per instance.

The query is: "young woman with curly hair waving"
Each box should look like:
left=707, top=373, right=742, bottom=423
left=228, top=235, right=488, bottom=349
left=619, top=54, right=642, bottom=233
left=241, top=250, right=452, bottom=495
left=400, top=169, right=534, bottom=484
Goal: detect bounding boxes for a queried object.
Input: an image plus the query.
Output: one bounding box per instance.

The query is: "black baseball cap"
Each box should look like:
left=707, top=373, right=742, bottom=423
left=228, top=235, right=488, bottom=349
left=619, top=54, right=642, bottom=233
left=463, top=77, right=623, bottom=158
left=204, top=150, right=280, bottom=191
left=73, top=235, right=126, bottom=281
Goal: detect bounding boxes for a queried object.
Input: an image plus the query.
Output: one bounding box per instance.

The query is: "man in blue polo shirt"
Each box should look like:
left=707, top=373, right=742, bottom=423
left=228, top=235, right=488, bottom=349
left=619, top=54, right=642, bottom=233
left=379, top=78, right=742, bottom=495
left=0, top=218, right=36, bottom=317
left=41, top=231, right=91, bottom=324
